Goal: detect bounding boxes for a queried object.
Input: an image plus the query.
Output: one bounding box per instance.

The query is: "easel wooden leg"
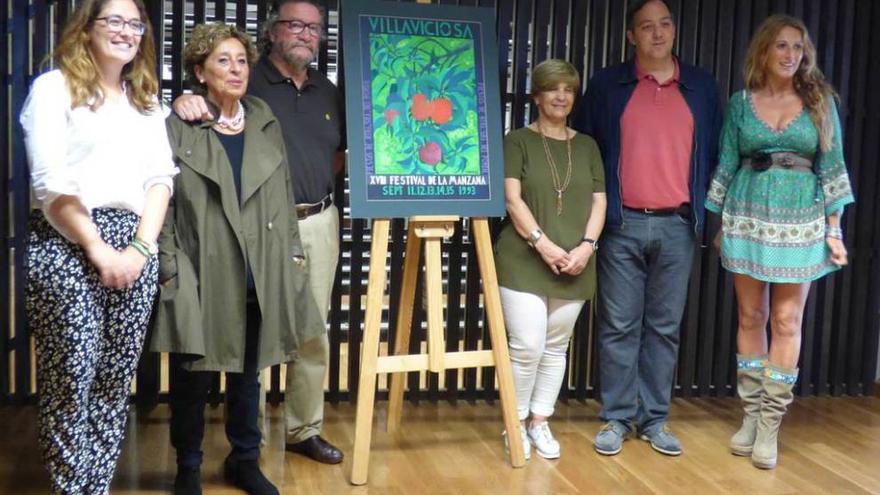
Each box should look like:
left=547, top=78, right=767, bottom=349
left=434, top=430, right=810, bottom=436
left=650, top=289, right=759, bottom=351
left=352, top=216, right=521, bottom=484
left=350, top=219, right=391, bottom=485
left=472, top=218, right=525, bottom=467
left=423, top=237, right=446, bottom=373
left=387, top=223, right=421, bottom=432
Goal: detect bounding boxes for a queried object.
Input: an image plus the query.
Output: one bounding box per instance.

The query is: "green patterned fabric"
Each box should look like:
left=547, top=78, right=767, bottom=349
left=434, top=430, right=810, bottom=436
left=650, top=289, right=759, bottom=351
left=705, top=90, right=854, bottom=282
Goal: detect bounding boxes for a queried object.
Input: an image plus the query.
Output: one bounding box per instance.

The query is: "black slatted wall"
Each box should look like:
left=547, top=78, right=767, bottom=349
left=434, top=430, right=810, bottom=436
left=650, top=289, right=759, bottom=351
left=2, top=0, right=878, bottom=405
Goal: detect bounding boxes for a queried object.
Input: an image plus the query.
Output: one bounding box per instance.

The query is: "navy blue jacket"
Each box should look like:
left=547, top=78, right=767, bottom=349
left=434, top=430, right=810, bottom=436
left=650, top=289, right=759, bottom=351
left=572, top=59, right=722, bottom=233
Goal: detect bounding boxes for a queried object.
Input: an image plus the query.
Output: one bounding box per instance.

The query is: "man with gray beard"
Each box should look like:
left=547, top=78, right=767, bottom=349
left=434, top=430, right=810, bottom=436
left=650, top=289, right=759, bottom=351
left=173, top=0, right=345, bottom=466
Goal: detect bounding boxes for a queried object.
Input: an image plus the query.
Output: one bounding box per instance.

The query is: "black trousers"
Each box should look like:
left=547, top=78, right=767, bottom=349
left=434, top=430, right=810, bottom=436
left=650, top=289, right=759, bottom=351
left=169, top=300, right=262, bottom=468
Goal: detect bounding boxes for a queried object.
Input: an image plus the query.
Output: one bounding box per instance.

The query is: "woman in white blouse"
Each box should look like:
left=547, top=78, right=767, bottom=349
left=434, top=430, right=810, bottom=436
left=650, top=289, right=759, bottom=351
left=18, top=0, right=176, bottom=492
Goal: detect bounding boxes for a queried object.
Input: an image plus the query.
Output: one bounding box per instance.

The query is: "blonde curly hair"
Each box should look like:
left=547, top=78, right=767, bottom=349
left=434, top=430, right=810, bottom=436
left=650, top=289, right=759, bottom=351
left=53, top=0, right=159, bottom=113
left=744, top=15, right=837, bottom=152
left=184, top=23, right=259, bottom=95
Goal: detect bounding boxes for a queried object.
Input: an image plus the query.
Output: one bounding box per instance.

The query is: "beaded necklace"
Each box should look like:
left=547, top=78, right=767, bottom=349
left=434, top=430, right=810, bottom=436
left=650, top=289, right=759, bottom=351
left=215, top=101, right=245, bottom=131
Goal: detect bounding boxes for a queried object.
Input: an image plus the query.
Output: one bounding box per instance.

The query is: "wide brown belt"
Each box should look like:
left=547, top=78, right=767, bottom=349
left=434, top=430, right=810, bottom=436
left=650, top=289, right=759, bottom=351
left=740, top=152, right=813, bottom=172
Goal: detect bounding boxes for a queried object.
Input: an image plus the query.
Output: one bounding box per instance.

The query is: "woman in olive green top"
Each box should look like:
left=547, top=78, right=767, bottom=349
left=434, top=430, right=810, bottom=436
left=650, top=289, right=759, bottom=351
left=496, top=59, right=606, bottom=460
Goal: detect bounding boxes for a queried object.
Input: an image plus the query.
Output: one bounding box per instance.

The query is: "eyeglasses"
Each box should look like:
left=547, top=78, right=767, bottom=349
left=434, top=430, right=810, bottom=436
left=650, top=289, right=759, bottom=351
left=95, top=15, right=146, bottom=35
left=276, top=19, right=323, bottom=37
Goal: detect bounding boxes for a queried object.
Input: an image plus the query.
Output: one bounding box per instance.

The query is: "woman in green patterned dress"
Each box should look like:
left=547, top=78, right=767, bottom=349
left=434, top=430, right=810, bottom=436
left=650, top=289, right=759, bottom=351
left=705, top=15, right=854, bottom=470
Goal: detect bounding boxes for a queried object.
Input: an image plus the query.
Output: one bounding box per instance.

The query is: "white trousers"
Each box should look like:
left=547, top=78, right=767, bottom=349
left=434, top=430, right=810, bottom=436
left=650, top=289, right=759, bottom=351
left=500, top=287, right=585, bottom=420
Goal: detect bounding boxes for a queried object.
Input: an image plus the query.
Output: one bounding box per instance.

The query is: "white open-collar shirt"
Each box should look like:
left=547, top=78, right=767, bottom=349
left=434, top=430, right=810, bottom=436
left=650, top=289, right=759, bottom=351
left=19, top=70, right=178, bottom=234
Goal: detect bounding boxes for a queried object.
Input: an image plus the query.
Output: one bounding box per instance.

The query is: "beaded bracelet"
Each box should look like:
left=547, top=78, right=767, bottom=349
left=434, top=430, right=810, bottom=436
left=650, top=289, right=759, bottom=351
left=134, top=236, right=158, bottom=254
left=129, top=239, right=150, bottom=258
left=826, top=225, right=843, bottom=240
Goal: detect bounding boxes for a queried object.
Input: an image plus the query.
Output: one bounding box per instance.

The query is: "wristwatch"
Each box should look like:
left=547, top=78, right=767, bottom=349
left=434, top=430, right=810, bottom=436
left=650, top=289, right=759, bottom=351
left=527, top=228, right=543, bottom=248
left=581, top=237, right=598, bottom=251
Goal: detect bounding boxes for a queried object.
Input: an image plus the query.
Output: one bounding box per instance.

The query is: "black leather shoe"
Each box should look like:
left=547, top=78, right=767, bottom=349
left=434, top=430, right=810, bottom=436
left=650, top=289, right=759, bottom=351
left=174, top=466, right=202, bottom=495
left=286, top=436, right=344, bottom=464
left=223, top=454, right=279, bottom=495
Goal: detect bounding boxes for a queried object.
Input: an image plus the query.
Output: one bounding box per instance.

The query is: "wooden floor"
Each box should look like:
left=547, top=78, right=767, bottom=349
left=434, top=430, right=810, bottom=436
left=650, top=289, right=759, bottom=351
left=2, top=396, right=879, bottom=494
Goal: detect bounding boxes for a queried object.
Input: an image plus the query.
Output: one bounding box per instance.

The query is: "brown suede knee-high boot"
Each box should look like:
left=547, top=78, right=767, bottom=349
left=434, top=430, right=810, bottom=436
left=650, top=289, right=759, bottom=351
left=751, top=364, right=797, bottom=469
left=730, top=354, right=767, bottom=456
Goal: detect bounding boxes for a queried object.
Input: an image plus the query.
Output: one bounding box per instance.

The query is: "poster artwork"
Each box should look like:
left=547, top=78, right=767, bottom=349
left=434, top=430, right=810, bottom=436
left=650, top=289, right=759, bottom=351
left=344, top=0, right=504, bottom=218
left=361, top=15, right=490, bottom=202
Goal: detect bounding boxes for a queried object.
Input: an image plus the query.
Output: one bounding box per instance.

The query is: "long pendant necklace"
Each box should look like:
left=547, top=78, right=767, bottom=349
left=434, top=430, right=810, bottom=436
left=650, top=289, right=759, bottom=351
left=216, top=101, right=245, bottom=131
left=538, top=121, right=573, bottom=215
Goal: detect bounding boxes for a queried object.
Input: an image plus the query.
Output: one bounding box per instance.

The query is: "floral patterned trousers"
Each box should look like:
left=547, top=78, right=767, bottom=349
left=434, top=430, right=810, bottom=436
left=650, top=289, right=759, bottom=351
left=26, top=208, right=157, bottom=495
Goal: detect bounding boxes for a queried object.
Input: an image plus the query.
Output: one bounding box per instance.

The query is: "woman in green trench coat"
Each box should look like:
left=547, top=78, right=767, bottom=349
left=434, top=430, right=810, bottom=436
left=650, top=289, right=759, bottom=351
left=150, top=92, right=324, bottom=371
left=148, top=24, right=323, bottom=494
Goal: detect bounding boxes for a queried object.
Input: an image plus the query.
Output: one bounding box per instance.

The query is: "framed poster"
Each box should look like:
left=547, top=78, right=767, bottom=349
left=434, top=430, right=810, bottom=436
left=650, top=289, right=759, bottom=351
left=342, top=0, right=505, bottom=218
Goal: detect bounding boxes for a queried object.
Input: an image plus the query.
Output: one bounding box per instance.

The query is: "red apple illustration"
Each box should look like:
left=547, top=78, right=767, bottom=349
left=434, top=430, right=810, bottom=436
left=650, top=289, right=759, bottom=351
left=430, top=98, right=453, bottom=125
left=411, top=93, right=432, bottom=122
left=384, top=109, right=399, bottom=125
left=419, top=142, right=442, bottom=165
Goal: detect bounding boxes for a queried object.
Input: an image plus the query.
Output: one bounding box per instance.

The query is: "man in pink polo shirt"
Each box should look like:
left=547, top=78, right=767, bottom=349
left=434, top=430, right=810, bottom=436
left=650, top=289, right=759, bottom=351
left=573, top=0, right=721, bottom=457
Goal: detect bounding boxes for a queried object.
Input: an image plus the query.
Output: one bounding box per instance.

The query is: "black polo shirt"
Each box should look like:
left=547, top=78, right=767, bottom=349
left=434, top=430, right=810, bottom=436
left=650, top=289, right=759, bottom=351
left=248, top=57, right=344, bottom=204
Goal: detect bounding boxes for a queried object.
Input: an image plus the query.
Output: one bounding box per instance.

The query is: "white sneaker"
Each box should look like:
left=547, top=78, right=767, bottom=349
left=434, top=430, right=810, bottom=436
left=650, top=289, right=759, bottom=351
left=527, top=422, right=561, bottom=459
left=502, top=426, right=531, bottom=460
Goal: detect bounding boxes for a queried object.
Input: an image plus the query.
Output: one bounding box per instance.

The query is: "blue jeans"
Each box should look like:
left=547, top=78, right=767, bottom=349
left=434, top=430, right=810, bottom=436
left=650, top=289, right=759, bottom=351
left=597, top=209, right=695, bottom=434
left=170, top=300, right=262, bottom=468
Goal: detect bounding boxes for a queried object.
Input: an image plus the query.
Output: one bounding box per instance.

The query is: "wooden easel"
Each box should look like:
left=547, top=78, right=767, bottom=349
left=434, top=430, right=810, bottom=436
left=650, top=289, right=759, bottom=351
left=349, top=216, right=526, bottom=485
